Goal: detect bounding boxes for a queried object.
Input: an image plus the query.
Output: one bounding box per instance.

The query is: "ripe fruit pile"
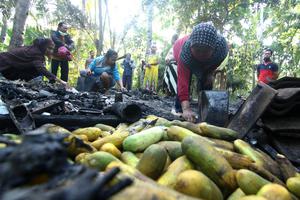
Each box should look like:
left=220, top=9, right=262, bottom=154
left=1, top=115, right=299, bottom=200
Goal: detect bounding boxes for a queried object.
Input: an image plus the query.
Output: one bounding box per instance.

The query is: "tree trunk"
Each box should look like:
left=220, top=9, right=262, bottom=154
left=97, top=0, right=104, bottom=55
left=1, top=0, right=14, bottom=43
left=0, top=16, right=8, bottom=43
left=116, top=16, right=138, bottom=52
left=146, top=0, right=154, bottom=55
left=9, top=0, right=31, bottom=50
left=93, top=0, right=98, bottom=50
left=94, top=0, right=97, bottom=25
left=82, top=0, right=86, bottom=13
left=252, top=64, right=256, bottom=89
left=104, top=0, right=114, bottom=49
left=111, top=31, right=116, bottom=49
left=139, top=0, right=154, bottom=89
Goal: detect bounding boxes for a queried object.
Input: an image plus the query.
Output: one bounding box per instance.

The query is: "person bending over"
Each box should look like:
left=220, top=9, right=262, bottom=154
left=173, top=22, right=228, bottom=122
left=0, top=37, right=68, bottom=87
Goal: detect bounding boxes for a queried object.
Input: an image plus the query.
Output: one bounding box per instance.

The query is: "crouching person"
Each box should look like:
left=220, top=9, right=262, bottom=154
left=0, top=37, right=68, bottom=87
left=86, top=49, right=126, bottom=93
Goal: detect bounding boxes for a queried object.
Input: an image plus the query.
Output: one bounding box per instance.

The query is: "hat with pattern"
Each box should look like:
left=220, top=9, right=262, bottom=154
left=189, top=23, right=217, bottom=48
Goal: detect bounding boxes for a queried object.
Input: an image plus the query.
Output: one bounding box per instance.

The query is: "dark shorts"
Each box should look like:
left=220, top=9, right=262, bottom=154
left=77, top=70, right=116, bottom=92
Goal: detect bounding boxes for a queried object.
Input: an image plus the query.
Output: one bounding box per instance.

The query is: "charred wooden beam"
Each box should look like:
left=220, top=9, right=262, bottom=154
left=8, top=103, right=35, bottom=134
left=227, top=82, right=277, bottom=138
left=0, top=114, right=16, bottom=134
left=31, top=100, right=64, bottom=114
left=0, top=114, right=122, bottom=133
left=110, top=102, right=142, bottom=123
left=34, top=115, right=122, bottom=131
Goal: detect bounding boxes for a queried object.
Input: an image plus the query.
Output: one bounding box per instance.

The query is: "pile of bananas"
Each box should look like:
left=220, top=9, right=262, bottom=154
left=1, top=115, right=299, bottom=200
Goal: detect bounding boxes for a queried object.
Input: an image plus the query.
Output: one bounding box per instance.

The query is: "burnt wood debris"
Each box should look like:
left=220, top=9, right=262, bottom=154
left=0, top=78, right=180, bottom=133
left=0, top=133, right=133, bottom=200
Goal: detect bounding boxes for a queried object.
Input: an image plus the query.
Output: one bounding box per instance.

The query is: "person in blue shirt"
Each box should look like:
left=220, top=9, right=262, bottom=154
left=121, top=53, right=135, bottom=91
left=87, top=49, right=126, bottom=92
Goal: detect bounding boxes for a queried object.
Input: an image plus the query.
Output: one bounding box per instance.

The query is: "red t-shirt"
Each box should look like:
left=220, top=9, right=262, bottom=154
left=173, top=35, right=191, bottom=102
left=257, top=62, right=278, bottom=84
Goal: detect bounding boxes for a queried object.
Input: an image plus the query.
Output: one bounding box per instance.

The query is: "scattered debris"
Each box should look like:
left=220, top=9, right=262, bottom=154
left=0, top=79, right=181, bottom=133
left=230, top=78, right=300, bottom=168
left=0, top=133, right=132, bottom=200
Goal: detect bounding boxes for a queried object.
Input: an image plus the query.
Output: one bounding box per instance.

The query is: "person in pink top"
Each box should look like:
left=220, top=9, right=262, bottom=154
left=173, top=22, right=228, bottom=122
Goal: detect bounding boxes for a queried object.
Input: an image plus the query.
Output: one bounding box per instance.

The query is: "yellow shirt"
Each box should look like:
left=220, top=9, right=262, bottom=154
left=147, top=54, right=159, bottom=67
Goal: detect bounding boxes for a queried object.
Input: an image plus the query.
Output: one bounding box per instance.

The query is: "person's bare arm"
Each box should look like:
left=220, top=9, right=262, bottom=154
left=33, top=60, right=57, bottom=81
left=116, top=79, right=126, bottom=92
left=33, top=60, right=70, bottom=88
left=181, top=100, right=196, bottom=123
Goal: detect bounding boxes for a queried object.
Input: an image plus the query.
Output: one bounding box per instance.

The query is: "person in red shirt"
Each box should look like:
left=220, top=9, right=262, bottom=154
left=173, top=23, right=228, bottom=122
left=257, top=48, right=279, bottom=84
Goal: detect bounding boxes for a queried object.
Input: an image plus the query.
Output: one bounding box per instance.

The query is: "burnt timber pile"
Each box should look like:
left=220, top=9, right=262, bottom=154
left=0, top=79, right=179, bottom=133
left=227, top=77, right=300, bottom=169
left=257, top=77, right=300, bottom=166
left=0, top=77, right=300, bottom=200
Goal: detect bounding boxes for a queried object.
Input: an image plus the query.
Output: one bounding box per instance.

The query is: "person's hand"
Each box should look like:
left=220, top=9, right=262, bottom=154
left=86, top=69, right=92, bottom=76
left=146, top=64, right=151, bottom=68
left=65, top=44, right=75, bottom=51
left=165, top=59, right=170, bottom=64
left=65, top=83, right=72, bottom=90
left=60, top=80, right=67, bottom=86
left=120, top=87, right=127, bottom=92
left=59, top=80, right=72, bottom=90
left=182, top=109, right=196, bottom=123
left=59, top=80, right=67, bottom=86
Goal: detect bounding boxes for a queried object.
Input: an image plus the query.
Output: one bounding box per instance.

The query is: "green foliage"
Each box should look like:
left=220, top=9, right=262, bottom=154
left=51, top=0, right=91, bottom=29
left=155, top=0, right=299, bottom=96
left=23, top=26, right=51, bottom=46
left=0, top=0, right=15, bottom=18
left=0, top=0, right=299, bottom=94
left=0, top=42, right=8, bottom=51
left=66, top=29, right=96, bottom=87
left=263, top=1, right=300, bottom=77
